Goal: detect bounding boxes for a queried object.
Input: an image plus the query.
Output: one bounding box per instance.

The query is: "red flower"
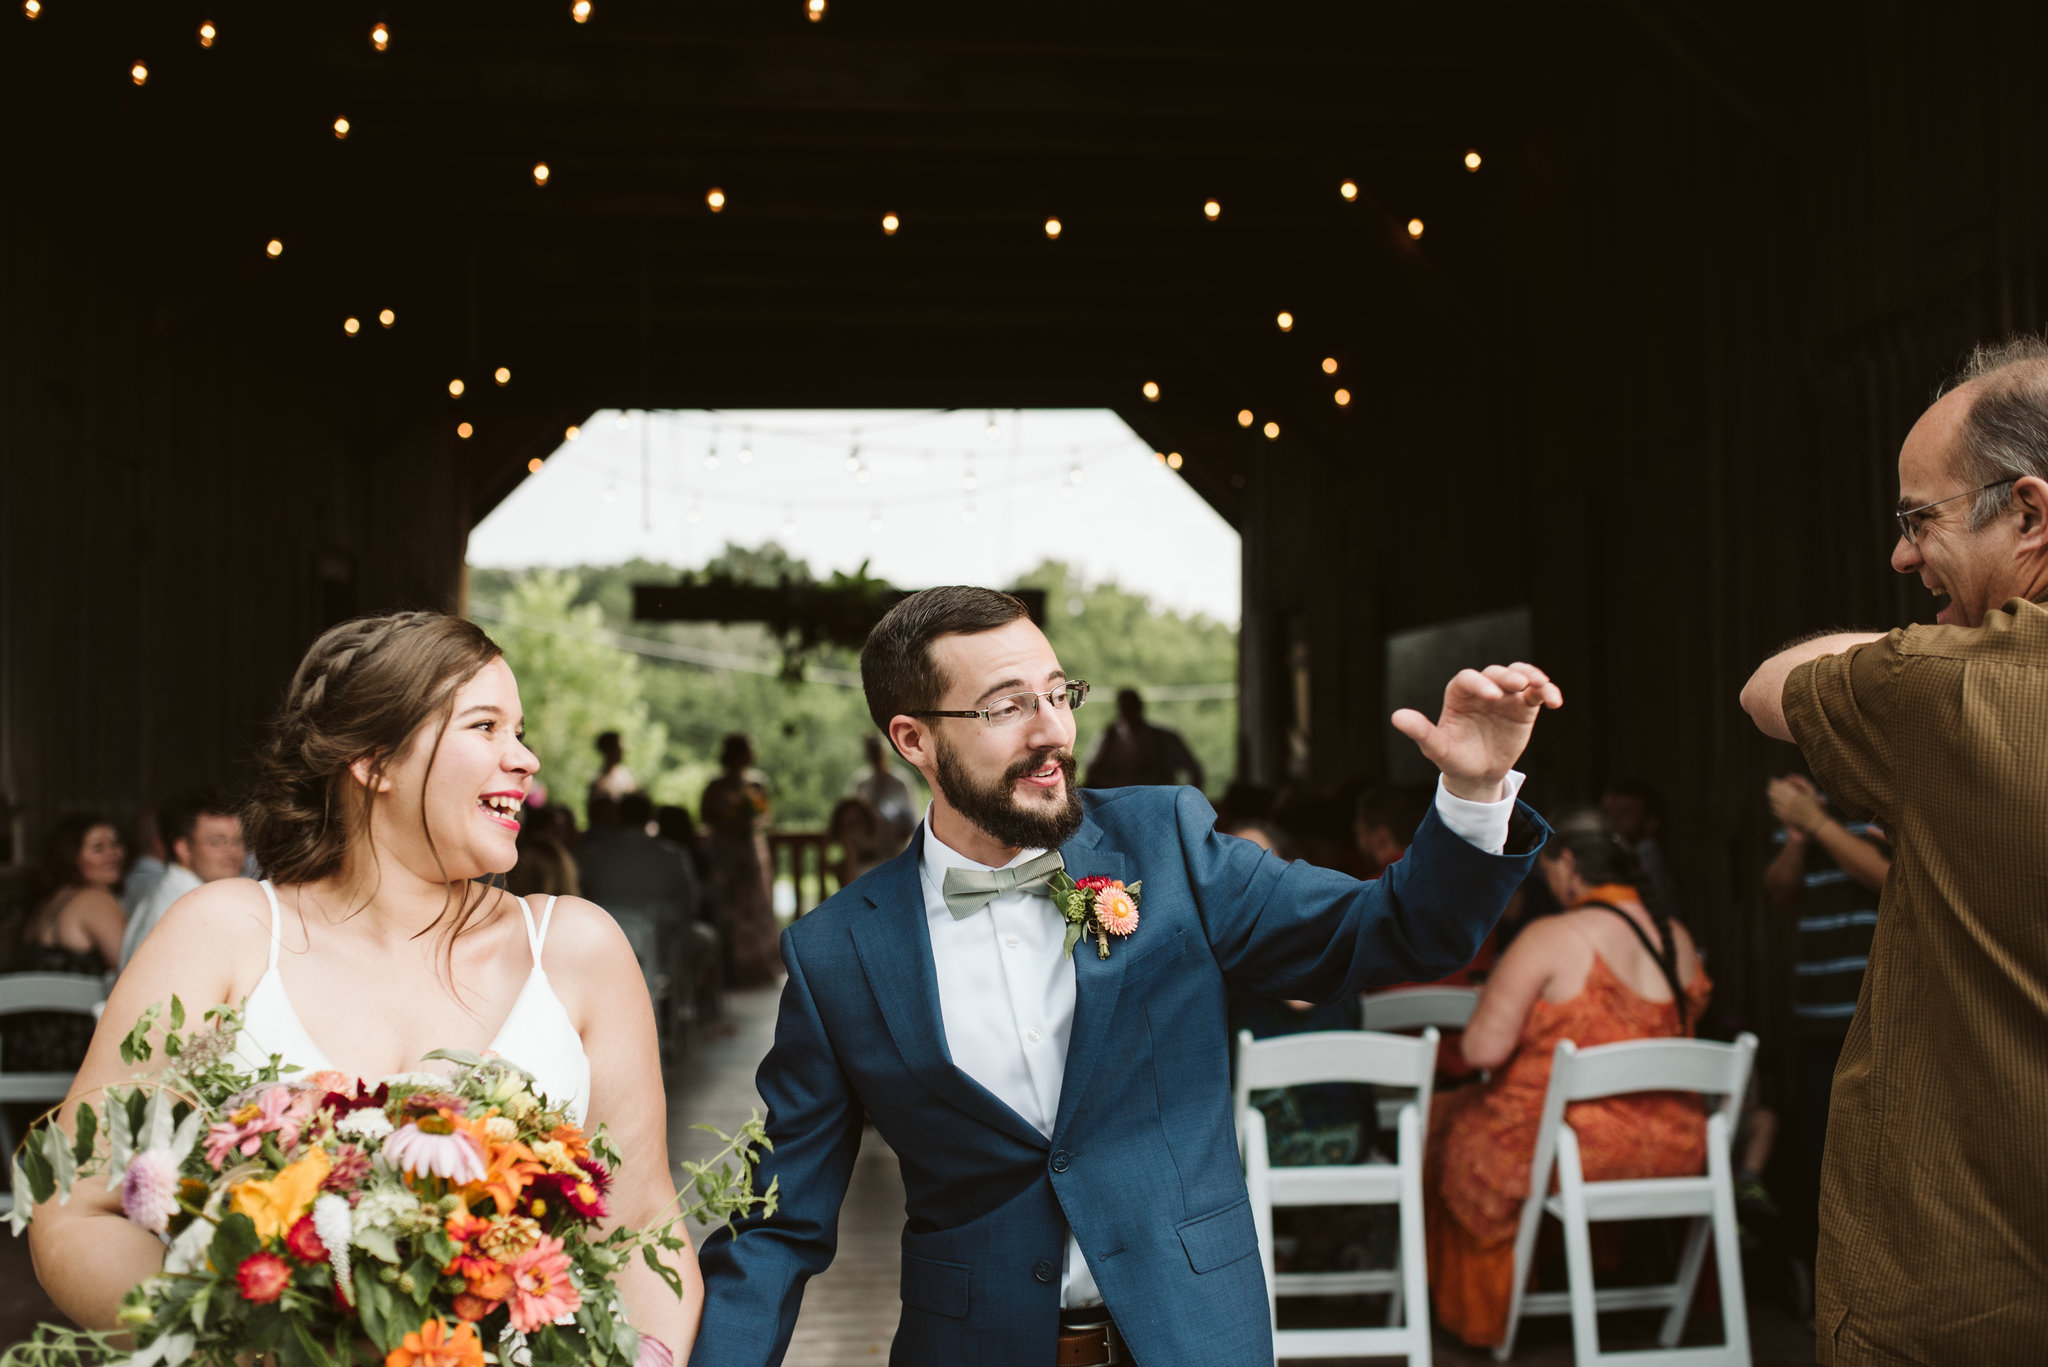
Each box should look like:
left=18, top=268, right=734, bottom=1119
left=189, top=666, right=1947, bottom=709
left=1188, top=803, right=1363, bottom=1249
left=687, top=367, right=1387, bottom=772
left=528, top=1170, right=607, bottom=1222
left=284, top=1214, right=328, bottom=1263
left=1074, top=876, right=1114, bottom=892
left=235, top=1251, right=293, bottom=1303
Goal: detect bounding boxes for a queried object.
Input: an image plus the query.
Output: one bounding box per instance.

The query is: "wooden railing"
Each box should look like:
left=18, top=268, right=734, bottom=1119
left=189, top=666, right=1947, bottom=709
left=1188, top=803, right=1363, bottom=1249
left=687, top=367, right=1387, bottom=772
left=768, top=831, right=834, bottom=916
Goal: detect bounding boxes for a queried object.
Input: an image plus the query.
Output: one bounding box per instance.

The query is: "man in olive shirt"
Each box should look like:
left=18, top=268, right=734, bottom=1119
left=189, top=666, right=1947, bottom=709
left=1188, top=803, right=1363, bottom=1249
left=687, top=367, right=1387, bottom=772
left=1741, top=339, right=2048, bottom=1365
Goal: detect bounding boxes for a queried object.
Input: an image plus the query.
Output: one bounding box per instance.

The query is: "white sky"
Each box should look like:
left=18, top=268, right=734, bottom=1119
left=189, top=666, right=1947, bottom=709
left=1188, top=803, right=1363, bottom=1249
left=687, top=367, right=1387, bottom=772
left=467, top=409, right=1241, bottom=625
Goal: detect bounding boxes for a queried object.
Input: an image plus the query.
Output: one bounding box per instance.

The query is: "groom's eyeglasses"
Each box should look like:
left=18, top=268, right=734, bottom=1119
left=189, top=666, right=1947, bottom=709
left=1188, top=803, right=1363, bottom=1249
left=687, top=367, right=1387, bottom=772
left=1894, top=478, right=2016, bottom=547
left=914, top=680, right=1090, bottom=728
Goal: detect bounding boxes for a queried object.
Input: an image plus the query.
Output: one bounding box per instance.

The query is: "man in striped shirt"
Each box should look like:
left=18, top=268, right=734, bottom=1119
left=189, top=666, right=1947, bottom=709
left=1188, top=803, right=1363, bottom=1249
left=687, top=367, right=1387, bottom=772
left=1762, top=774, right=1890, bottom=1288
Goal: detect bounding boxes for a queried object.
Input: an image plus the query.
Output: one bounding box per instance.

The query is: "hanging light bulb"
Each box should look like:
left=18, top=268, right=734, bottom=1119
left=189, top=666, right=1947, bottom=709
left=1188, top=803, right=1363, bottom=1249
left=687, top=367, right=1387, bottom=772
left=1142, top=381, right=1160, bottom=401
left=343, top=317, right=361, bottom=336
left=1153, top=452, right=1168, bottom=467
left=616, top=411, right=631, bottom=430
left=532, top=162, right=551, bottom=186
left=130, top=61, right=150, bottom=86
left=806, top=0, right=825, bottom=20
left=370, top=22, right=390, bottom=50
left=23, top=2, right=40, bottom=18
left=706, top=187, right=726, bottom=212
left=1044, top=216, right=1063, bottom=240
left=1334, top=388, right=1352, bottom=406
left=457, top=422, right=474, bottom=439
left=986, top=409, right=999, bottom=440
left=869, top=508, right=884, bottom=533
left=1067, top=453, right=1084, bottom=485
left=1263, top=421, right=1280, bottom=440
left=881, top=212, right=900, bottom=236
left=739, top=428, right=754, bottom=463
left=603, top=483, right=617, bottom=502
left=687, top=504, right=702, bottom=524
left=197, top=21, right=217, bottom=48
left=1276, top=311, right=1294, bottom=332
left=572, top=0, right=592, bottom=20
left=378, top=308, right=395, bottom=328
left=1203, top=199, right=1221, bottom=221
left=265, top=238, right=283, bottom=258
left=527, top=457, right=544, bottom=473
left=1464, top=149, right=1482, bottom=171
left=963, top=503, right=978, bottom=525
left=1167, top=452, right=1184, bottom=470
left=963, top=469, right=978, bottom=492
left=781, top=509, right=796, bottom=536
left=1407, top=217, right=1425, bottom=239
left=448, top=378, right=466, bottom=398
left=1237, top=409, right=1253, bottom=428
left=333, top=116, right=351, bottom=139
left=1321, top=357, right=1338, bottom=375
left=705, top=430, right=720, bottom=469
left=845, top=435, right=862, bottom=472
left=494, top=366, right=511, bottom=386
left=1340, top=180, right=1358, bottom=201
left=856, top=465, right=871, bottom=484
left=565, top=425, right=582, bottom=442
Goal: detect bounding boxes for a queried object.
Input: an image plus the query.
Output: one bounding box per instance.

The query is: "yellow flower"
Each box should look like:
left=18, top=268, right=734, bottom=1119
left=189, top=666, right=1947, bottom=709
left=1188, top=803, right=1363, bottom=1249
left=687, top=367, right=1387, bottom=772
left=229, top=1147, right=333, bottom=1243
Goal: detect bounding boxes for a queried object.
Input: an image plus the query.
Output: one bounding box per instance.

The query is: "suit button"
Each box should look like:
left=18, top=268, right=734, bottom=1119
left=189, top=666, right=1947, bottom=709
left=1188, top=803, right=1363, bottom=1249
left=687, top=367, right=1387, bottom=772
left=1033, top=1259, right=1056, bottom=1283
left=1050, top=1150, right=1071, bottom=1173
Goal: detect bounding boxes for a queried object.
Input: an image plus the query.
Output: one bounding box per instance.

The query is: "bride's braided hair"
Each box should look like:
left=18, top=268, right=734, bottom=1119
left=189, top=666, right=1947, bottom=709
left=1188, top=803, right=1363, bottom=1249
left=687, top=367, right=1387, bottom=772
left=244, top=612, right=505, bottom=964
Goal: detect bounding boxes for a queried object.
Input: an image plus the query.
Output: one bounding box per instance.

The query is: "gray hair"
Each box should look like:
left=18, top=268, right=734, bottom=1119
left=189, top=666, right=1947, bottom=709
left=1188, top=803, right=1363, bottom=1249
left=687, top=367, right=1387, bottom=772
left=1941, top=337, right=2048, bottom=530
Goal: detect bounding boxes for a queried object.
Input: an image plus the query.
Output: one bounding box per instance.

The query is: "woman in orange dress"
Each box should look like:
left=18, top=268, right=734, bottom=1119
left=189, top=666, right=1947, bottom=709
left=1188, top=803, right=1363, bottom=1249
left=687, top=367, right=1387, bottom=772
left=1425, top=807, right=1712, bottom=1348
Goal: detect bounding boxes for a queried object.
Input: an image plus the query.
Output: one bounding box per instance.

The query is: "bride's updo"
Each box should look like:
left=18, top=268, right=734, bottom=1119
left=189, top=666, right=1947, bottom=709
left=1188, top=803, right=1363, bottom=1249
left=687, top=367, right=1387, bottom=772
left=244, top=611, right=503, bottom=886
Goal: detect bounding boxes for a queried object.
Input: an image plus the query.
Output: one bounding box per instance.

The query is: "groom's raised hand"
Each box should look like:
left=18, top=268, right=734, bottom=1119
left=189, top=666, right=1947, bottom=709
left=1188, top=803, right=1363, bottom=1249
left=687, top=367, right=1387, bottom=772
left=1391, top=663, right=1563, bottom=803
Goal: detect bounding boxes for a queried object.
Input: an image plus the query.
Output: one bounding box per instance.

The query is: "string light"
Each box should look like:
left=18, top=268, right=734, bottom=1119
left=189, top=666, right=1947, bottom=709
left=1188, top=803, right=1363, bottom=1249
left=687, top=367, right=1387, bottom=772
left=197, top=21, right=216, bottom=48
left=1334, top=388, right=1352, bottom=406
left=1464, top=149, right=1482, bottom=171
left=456, top=422, right=474, bottom=439
left=1203, top=199, right=1220, bottom=221
left=565, top=425, right=582, bottom=442
left=1321, top=357, right=1338, bottom=375
left=378, top=308, right=395, bottom=328
left=23, top=2, right=40, bottom=18
left=1237, top=409, right=1253, bottom=428
left=1153, top=452, right=1167, bottom=466
left=572, top=0, right=591, bottom=20
left=985, top=409, right=1000, bottom=440
left=1263, top=421, right=1280, bottom=440
left=265, top=238, right=283, bottom=258
left=706, top=187, right=726, bottom=212
left=1340, top=180, right=1358, bottom=201
left=333, top=117, right=350, bottom=139
left=882, top=212, right=900, bottom=236
left=963, top=467, right=978, bottom=492
left=687, top=504, right=702, bottom=523
left=1167, top=452, right=1184, bottom=470
left=706, top=429, right=720, bottom=469
left=343, top=317, right=361, bottom=335
left=528, top=457, right=545, bottom=473
left=532, top=162, right=550, bottom=186
left=845, top=434, right=862, bottom=472
left=739, top=428, right=753, bottom=463
left=616, top=411, right=631, bottom=430
left=130, top=62, right=150, bottom=87
left=806, top=0, right=825, bottom=20
left=1044, top=217, right=1062, bottom=240
left=855, top=465, right=871, bottom=484
left=370, top=23, right=390, bottom=50
left=1276, top=311, right=1293, bottom=332
left=448, top=379, right=465, bottom=397
left=1407, top=218, right=1425, bottom=239
left=1142, top=381, right=1160, bottom=401
left=494, top=366, right=511, bottom=386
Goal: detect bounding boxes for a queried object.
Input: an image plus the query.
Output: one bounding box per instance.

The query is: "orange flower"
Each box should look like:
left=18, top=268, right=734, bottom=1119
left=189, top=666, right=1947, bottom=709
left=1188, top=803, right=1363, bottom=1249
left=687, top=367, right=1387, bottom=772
left=385, top=1318, right=484, bottom=1367
left=1094, top=884, right=1140, bottom=936
left=546, top=1123, right=591, bottom=1164
left=461, top=1133, right=542, bottom=1217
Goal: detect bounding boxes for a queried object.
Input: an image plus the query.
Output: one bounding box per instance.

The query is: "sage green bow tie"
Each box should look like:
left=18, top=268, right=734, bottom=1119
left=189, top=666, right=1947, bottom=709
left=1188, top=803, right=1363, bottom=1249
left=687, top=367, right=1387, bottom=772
left=940, top=849, right=1066, bottom=920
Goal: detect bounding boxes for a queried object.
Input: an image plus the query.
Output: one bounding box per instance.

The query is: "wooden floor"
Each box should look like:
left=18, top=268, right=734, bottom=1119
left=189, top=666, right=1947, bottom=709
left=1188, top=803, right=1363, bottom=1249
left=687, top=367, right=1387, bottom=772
left=0, top=981, right=1818, bottom=1366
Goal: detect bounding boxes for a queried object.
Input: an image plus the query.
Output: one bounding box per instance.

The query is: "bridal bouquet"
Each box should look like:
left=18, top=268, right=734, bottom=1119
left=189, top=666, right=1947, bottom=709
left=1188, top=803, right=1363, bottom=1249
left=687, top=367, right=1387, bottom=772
left=4, top=998, right=774, bottom=1367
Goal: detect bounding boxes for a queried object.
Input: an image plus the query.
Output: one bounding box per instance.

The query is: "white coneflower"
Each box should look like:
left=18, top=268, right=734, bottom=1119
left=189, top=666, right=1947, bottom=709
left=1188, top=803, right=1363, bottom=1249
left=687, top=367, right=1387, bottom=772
left=337, top=1109, right=394, bottom=1144
left=313, top=1194, right=354, bottom=1303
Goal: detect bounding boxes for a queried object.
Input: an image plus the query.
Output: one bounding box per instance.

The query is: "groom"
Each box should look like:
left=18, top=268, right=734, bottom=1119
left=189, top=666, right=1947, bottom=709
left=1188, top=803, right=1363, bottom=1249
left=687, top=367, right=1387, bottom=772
left=691, top=587, right=1559, bottom=1367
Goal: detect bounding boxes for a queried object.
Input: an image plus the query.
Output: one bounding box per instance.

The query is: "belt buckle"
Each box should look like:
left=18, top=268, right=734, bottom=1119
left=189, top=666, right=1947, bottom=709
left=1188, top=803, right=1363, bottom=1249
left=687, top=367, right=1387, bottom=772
left=1057, top=1315, right=1120, bottom=1367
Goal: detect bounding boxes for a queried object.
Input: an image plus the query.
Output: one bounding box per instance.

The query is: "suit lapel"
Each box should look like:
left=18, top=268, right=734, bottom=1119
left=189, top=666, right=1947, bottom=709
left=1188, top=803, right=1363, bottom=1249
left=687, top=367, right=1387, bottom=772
left=848, top=840, right=1051, bottom=1151
left=1051, top=815, right=1130, bottom=1142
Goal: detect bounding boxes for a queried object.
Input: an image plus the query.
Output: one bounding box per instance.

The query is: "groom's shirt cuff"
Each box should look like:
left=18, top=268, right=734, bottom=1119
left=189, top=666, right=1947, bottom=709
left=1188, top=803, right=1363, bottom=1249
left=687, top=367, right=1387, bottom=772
left=1432, top=770, right=1525, bottom=856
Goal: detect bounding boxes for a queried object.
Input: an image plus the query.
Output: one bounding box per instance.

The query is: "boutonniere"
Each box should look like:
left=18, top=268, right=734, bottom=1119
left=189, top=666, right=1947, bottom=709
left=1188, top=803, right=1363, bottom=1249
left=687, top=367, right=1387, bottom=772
left=1048, top=872, right=1143, bottom=960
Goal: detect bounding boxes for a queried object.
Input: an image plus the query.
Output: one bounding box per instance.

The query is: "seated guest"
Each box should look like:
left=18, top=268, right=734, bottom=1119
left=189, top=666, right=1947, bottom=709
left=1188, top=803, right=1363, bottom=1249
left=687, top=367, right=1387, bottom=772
left=825, top=796, right=889, bottom=889
left=4, top=815, right=126, bottom=1073
left=1426, top=807, right=1711, bottom=1349
left=117, top=790, right=244, bottom=969
left=120, top=806, right=169, bottom=919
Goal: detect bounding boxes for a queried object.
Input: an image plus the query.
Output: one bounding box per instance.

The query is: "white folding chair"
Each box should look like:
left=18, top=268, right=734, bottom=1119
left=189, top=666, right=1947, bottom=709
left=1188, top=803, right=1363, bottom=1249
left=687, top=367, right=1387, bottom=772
left=0, top=973, right=108, bottom=1217
left=1495, top=1033, right=1758, bottom=1367
left=1362, top=986, right=1481, bottom=1132
left=1234, top=1027, right=1439, bottom=1366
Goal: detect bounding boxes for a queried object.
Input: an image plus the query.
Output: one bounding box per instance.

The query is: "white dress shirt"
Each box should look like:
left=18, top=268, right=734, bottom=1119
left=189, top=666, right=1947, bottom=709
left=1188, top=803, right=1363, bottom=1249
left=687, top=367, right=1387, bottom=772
left=915, top=772, right=1522, bottom=1307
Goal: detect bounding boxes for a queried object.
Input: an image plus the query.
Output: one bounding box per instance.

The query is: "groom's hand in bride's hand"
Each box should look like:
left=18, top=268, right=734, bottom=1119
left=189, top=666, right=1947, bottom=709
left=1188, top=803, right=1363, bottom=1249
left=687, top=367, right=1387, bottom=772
left=1391, top=663, right=1563, bottom=803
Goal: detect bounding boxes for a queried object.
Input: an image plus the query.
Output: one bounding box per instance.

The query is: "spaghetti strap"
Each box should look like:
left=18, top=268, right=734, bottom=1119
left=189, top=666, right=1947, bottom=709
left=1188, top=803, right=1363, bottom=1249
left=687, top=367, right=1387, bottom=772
left=257, top=880, right=284, bottom=972
left=535, top=895, right=558, bottom=959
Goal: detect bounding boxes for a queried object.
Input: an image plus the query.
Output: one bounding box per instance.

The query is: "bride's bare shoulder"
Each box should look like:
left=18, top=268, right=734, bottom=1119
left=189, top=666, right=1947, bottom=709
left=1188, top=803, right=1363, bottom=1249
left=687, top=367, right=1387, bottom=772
left=524, top=894, right=637, bottom=972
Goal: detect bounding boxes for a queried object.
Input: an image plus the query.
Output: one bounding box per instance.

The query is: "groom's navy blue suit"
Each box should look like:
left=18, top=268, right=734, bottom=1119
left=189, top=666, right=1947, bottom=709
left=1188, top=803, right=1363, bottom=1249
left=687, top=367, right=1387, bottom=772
left=691, top=785, right=1547, bottom=1366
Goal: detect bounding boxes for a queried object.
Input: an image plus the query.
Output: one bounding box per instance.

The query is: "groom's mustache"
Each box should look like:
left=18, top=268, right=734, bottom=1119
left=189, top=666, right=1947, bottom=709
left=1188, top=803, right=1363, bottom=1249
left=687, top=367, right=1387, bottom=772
left=1004, top=748, right=1078, bottom=786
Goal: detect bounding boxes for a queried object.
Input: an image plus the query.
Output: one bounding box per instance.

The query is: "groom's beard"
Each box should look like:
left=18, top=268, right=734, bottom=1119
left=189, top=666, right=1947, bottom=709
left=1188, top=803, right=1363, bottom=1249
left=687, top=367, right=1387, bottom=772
left=934, top=735, right=1083, bottom=852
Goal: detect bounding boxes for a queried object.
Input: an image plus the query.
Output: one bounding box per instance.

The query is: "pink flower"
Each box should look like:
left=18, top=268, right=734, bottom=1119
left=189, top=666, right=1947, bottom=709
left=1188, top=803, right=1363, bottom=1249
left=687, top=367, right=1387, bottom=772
left=204, top=1085, right=303, bottom=1168
left=119, top=1148, right=181, bottom=1235
left=383, top=1112, right=488, bottom=1184
left=321, top=1143, right=372, bottom=1193
left=505, top=1234, right=581, bottom=1332
left=235, top=1250, right=293, bottom=1303
left=1093, top=884, right=1139, bottom=937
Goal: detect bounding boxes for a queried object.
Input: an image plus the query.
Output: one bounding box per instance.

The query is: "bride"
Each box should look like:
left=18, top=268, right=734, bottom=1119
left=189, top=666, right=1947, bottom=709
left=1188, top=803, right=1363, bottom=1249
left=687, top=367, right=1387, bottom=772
left=28, top=611, right=697, bottom=1362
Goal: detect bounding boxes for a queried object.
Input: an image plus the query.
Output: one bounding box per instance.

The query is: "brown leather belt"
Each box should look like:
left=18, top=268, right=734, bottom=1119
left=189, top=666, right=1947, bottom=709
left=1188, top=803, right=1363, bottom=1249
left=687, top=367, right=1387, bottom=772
left=1054, top=1316, right=1126, bottom=1367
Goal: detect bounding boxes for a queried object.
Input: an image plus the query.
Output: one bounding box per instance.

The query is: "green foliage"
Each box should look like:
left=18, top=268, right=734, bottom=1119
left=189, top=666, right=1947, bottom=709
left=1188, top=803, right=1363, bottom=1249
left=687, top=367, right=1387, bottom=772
left=466, top=548, right=1238, bottom=830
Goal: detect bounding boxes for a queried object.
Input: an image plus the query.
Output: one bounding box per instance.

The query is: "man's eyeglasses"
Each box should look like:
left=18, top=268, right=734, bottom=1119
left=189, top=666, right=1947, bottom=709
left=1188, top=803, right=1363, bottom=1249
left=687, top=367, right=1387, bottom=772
left=913, top=680, right=1090, bottom=728
left=1895, top=478, right=2017, bottom=547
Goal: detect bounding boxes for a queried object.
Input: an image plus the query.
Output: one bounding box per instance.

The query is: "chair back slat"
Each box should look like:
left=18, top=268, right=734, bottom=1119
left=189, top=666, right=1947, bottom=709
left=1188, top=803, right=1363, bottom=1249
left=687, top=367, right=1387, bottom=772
left=0, top=972, right=107, bottom=1018
left=1361, top=986, right=1480, bottom=1033
left=1233, top=1027, right=1439, bottom=1130
left=1556, top=1035, right=1756, bottom=1106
